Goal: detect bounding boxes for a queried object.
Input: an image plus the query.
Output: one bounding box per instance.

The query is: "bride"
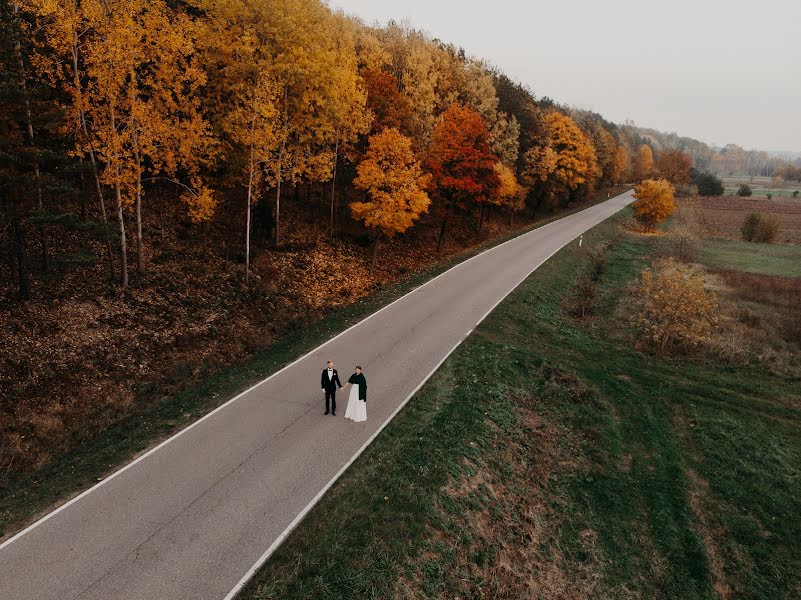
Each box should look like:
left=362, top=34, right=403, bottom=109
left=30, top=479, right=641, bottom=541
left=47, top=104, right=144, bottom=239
left=344, top=366, right=367, bottom=423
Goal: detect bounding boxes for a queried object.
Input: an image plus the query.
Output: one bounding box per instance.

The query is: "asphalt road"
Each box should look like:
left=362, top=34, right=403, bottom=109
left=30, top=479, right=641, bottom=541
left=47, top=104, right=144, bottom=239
left=0, top=191, right=633, bottom=600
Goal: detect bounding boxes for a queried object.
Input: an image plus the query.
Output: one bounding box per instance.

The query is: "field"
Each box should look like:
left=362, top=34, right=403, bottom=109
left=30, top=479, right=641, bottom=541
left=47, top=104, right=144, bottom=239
left=678, top=195, right=801, bottom=244
left=237, top=210, right=801, bottom=599
left=721, top=175, right=801, bottom=198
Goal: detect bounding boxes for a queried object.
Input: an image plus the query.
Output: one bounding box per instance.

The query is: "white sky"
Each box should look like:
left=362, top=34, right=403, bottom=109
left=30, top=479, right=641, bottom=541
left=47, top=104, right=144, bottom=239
left=330, top=0, right=801, bottom=152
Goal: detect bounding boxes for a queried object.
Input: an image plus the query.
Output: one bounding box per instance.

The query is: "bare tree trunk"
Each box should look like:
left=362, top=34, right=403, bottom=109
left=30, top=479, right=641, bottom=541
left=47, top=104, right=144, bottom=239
left=370, top=234, right=381, bottom=270
left=110, top=105, right=128, bottom=292
left=245, top=119, right=256, bottom=285
left=13, top=4, right=47, bottom=272
left=330, top=136, right=339, bottom=238
left=274, top=149, right=282, bottom=246
left=274, top=86, right=288, bottom=246
left=132, top=127, right=144, bottom=275
left=72, top=32, right=115, bottom=280
left=114, top=181, right=128, bottom=292
left=478, top=202, right=485, bottom=233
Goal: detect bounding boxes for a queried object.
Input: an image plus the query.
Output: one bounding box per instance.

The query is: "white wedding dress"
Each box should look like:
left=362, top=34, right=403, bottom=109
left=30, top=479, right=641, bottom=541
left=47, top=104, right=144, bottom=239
left=344, top=384, right=367, bottom=422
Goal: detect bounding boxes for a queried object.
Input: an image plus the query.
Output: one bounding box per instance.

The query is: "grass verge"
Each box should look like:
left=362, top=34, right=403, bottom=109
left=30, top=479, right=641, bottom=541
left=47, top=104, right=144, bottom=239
left=239, top=211, right=801, bottom=599
left=701, top=238, right=801, bottom=277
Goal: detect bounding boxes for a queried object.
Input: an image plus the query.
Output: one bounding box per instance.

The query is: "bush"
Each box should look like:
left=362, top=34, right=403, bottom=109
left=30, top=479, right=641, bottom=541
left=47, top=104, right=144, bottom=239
left=662, top=227, right=700, bottom=262
left=793, top=191, right=799, bottom=198
left=692, top=170, right=724, bottom=196
left=767, top=193, right=772, bottom=199
left=737, top=184, right=753, bottom=197
left=741, top=212, right=780, bottom=243
left=628, top=259, right=718, bottom=355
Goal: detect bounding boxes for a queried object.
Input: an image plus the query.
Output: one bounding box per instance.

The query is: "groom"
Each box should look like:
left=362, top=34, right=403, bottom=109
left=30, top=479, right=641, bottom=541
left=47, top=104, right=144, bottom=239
left=321, top=360, right=342, bottom=416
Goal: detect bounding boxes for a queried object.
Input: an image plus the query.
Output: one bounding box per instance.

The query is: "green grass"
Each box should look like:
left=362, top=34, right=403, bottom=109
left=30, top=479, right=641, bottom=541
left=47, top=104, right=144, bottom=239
left=700, top=238, right=801, bottom=277
left=0, top=187, right=629, bottom=541
left=240, top=211, right=801, bottom=599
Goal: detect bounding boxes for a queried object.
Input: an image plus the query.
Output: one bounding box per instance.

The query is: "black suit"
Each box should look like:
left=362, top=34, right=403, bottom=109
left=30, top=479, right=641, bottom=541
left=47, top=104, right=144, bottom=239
left=321, top=368, right=342, bottom=414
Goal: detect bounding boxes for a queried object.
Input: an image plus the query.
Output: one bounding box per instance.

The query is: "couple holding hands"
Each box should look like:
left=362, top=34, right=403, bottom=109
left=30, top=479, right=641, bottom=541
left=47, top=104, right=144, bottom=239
left=321, top=360, right=367, bottom=423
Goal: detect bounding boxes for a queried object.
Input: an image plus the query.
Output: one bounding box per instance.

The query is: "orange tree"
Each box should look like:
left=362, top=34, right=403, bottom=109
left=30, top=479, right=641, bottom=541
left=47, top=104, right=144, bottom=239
left=426, top=104, right=500, bottom=252
left=352, top=128, right=431, bottom=267
left=632, top=143, right=654, bottom=181
left=656, top=149, right=693, bottom=185
left=632, top=178, right=676, bottom=230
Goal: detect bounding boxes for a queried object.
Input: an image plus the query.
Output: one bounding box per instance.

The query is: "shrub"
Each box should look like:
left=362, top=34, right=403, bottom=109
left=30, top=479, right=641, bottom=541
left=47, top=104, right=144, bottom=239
left=632, top=178, right=676, bottom=230
left=568, top=275, right=597, bottom=320
left=767, top=193, right=772, bottom=199
left=628, top=259, right=718, bottom=355
left=737, top=184, right=753, bottom=197
left=662, top=227, right=700, bottom=262
left=692, top=170, right=724, bottom=196
left=741, top=212, right=779, bottom=243
left=793, top=191, right=799, bottom=198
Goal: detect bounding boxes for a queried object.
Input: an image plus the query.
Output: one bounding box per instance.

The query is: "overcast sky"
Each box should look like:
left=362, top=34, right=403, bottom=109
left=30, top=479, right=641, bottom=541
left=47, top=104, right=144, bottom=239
left=331, top=0, right=801, bottom=152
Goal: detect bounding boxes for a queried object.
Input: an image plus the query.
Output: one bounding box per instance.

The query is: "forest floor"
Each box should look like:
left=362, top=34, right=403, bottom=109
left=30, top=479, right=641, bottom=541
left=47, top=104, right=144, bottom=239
left=0, top=185, right=626, bottom=540
left=239, top=207, right=801, bottom=599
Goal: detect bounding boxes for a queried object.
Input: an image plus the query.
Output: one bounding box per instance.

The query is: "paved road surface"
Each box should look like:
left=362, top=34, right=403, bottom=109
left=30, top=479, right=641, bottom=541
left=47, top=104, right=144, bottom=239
left=0, top=191, right=633, bottom=600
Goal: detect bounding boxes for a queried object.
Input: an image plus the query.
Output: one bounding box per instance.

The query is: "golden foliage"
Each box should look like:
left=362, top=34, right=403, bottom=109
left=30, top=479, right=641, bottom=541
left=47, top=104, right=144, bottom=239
left=610, top=145, right=630, bottom=184
left=491, top=162, right=525, bottom=211
left=351, top=128, right=431, bottom=238
left=628, top=259, right=718, bottom=355
left=632, top=144, right=654, bottom=182
left=633, top=178, right=676, bottom=230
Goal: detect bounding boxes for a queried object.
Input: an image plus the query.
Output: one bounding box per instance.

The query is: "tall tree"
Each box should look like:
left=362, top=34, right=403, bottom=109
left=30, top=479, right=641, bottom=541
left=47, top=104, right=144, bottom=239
left=632, top=143, right=655, bottom=182
left=656, top=149, right=693, bottom=185
left=490, top=162, right=525, bottom=225
left=427, top=104, right=500, bottom=252
left=611, top=144, right=631, bottom=185
left=351, top=128, right=430, bottom=267
left=530, top=111, right=600, bottom=209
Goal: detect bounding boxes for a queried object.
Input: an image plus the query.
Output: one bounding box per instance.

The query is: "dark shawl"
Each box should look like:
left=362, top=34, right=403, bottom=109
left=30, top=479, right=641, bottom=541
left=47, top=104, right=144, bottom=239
left=348, top=373, right=367, bottom=401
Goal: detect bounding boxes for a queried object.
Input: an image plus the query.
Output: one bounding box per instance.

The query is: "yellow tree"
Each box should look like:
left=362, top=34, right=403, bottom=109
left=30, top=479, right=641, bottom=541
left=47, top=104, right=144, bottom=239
left=212, top=0, right=365, bottom=245
left=632, top=144, right=655, bottom=181
left=611, top=144, right=631, bottom=184
left=199, top=0, right=282, bottom=283
left=632, top=178, right=676, bottom=230
left=30, top=0, right=215, bottom=287
left=18, top=0, right=116, bottom=278
left=491, top=162, right=525, bottom=225
left=531, top=112, right=599, bottom=208
left=351, top=128, right=431, bottom=267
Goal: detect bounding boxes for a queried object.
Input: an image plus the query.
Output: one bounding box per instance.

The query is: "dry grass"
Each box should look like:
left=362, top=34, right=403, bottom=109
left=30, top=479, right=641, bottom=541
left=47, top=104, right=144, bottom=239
left=678, top=196, right=801, bottom=244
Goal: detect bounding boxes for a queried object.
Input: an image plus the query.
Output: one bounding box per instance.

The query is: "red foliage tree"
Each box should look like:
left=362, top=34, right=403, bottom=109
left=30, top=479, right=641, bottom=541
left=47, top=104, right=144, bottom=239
left=427, top=104, right=500, bottom=252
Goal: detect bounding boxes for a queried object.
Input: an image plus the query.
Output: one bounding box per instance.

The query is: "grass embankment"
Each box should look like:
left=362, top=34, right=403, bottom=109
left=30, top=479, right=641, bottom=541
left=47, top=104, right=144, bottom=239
left=701, top=238, right=801, bottom=277
left=0, top=187, right=629, bottom=541
left=240, top=211, right=801, bottom=599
